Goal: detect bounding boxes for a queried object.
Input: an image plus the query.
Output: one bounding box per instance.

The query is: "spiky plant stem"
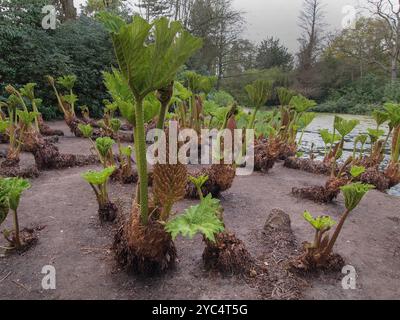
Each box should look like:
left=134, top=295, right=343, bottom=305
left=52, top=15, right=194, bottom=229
left=323, top=209, right=351, bottom=257
left=134, top=98, right=149, bottom=225
left=248, top=106, right=259, bottom=130
left=157, top=103, right=168, bottom=130
left=13, top=209, right=21, bottom=249
left=391, top=126, right=400, bottom=164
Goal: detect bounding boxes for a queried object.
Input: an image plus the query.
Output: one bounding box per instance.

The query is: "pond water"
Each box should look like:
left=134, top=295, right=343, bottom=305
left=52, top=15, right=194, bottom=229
left=297, top=113, right=400, bottom=197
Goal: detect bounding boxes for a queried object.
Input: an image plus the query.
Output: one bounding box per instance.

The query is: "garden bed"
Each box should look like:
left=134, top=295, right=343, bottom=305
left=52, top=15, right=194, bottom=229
left=0, top=121, right=399, bottom=300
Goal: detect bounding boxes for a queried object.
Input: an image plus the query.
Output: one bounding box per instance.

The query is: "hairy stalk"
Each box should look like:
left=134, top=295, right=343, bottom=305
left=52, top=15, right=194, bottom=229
left=248, top=106, right=259, bottom=130
left=323, top=209, right=351, bottom=257
left=157, top=103, right=168, bottom=130
left=13, top=209, right=21, bottom=249
left=31, top=99, right=40, bottom=132
left=392, top=126, right=400, bottom=163
left=50, top=81, right=67, bottom=115
left=134, top=98, right=149, bottom=224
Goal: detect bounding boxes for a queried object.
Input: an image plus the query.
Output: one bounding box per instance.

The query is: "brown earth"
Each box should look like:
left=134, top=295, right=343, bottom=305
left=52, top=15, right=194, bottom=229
left=0, top=121, right=399, bottom=300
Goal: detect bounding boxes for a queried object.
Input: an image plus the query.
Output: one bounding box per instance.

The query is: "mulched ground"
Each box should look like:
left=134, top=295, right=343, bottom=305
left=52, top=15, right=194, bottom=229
left=0, top=121, right=399, bottom=300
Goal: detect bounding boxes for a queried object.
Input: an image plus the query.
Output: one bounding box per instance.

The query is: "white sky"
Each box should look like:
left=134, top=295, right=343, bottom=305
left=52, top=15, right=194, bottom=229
left=74, top=0, right=365, bottom=52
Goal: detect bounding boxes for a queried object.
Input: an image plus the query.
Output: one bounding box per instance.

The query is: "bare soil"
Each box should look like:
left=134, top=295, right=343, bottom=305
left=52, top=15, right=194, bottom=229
left=0, top=121, right=399, bottom=300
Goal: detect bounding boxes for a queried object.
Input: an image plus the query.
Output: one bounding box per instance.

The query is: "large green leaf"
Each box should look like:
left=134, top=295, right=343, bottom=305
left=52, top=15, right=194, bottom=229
left=289, top=95, right=316, bottom=113
left=372, top=110, right=389, bottom=128
left=165, top=194, right=225, bottom=242
left=99, top=13, right=203, bottom=99
left=276, top=87, right=297, bottom=106
left=319, top=129, right=341, bottom=145
left=245, top=80, right=273, bottom=108
left=298, top=112, right=316, bottom=129
left=95, top=137, right=115, bottom=158
left=334, top=116, right=359, bottom=137
left=384, top=103, right=400, bottom=129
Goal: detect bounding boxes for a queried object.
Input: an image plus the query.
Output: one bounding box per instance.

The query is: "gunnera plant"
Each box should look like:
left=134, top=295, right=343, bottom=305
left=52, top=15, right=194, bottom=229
left=292, top=182, right=374, bottom=271
left=384, top=103, right=400, bottom=187
left=19, top=83, right=64, bottom=136
left=292, top=117, right=360, bottom=203
left=82, top=166, right=118, bottom=222
left=98, top=12, right=202, bottom=275
left=185, top=105, right=237, bottom=199
left=0, top=177, right=37, bottom=252
left=170, top=175, right=253, bottom=275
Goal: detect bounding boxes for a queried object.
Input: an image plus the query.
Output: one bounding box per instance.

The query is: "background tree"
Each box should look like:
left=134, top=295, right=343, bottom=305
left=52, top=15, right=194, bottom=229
left=329, top=17, right=389, bottom=79
left=256, top=37, right=293, bottom=70
left=0, top=0, right=115, bottom=119
left=57, top=0, right=77, bottom=21
left=296, top=0, right=327, bottom=97
left=83, top=0, right=130, bottom=16
left=366, top=0, right=400, bottom=81
left=136, top=0, right=171, bottom=21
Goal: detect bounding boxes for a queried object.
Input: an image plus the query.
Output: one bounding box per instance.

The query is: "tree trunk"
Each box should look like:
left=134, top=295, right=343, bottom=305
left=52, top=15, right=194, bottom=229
left=60, top=0, right=77, bottom=21
left=392, top=45, right=399, bottom=82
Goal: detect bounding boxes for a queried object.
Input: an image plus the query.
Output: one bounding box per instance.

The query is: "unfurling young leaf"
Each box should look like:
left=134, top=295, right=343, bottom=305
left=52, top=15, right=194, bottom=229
left=289, top=95, right=316, bottom=113
left=78, top=124, right=94, bottom=138
left=298, top=112, right=316, bottom=129
left=276, top=87, right=297, bottom=106
left=245, top=80, right=273, bottom=108
left=334, top=116, right=359, bottom=137
left=121, top=146, right=133, bottom=157
left=17, top=110, right=39, bottom=126
left=340, top=183, right=375, bottom=212
left=350, top=166, right=366, bottom=179
left=0, top=178, right=31, bottom=212
left=319, top=129, right=341, bottom=146
left=82, top=166, right=116, bottom=186
left=189, top=175, right=209, bottom=199
left=189, top=175, right=209, bottom=190
left=367, top=128, right=385, bottom=142
left=110, top=118, right=122, bottom=133
left=57, top=75, right=77, bottom=91
left=372, top=110, right=389, bottom=128
left=95, top=137, right=115, bottom=158
left=303, top=211, right=336, bottom=231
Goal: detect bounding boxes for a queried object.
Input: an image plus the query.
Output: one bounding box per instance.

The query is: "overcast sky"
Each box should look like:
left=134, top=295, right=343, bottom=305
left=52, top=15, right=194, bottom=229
left=74, top=0, right=365, bottom=52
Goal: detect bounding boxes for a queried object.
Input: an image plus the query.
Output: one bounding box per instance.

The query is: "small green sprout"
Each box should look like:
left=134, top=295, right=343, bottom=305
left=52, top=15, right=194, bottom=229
left=78, top=124, right=94, bottom=138
left=0, top=178, right=31, bottom=250
left=189, top=175, right=209, bottom=200
left=303, top=211, right=336, bottom=232
left=350, top=166, right=366, bottom=179
left=82, top=166, right=117, bottom=222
